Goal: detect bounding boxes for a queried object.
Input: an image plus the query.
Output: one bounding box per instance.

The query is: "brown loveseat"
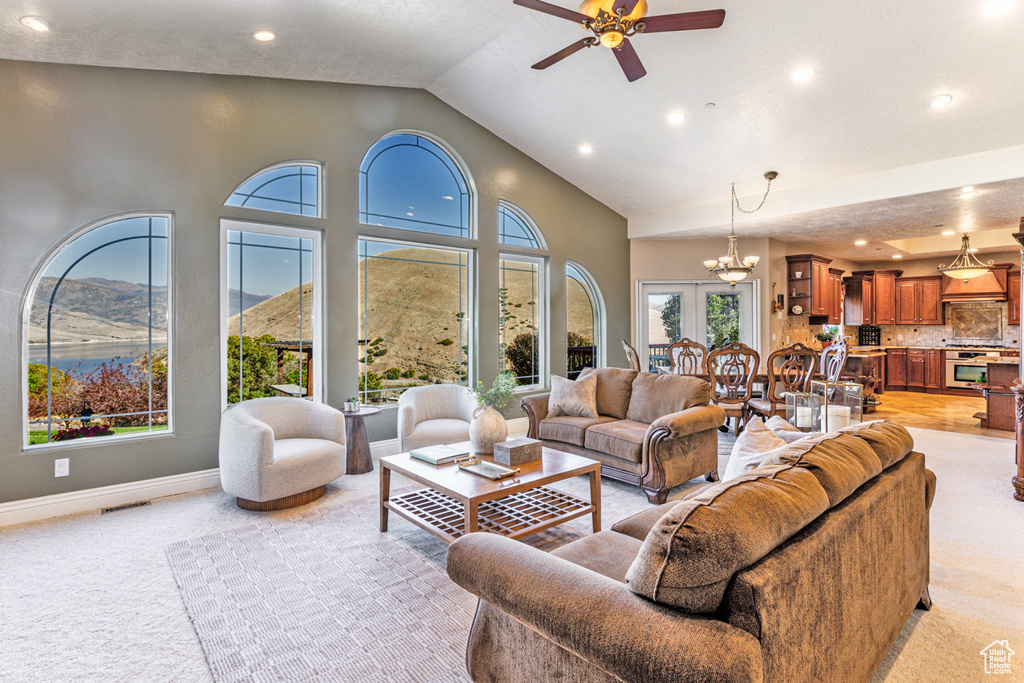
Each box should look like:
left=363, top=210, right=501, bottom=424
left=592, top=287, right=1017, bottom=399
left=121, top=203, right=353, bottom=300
left=522, top=368, right=725, bottom=503
left=447, top=421, right=934, bottom=683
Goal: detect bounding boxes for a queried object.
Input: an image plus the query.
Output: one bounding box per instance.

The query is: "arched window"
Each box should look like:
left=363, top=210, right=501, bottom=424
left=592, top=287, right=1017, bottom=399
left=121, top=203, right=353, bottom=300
left=498, top=201, right=546, bottom=249
left=567, top=262, right=604, bottom=377
left=24, top=215, right=171, bottom=447
left=225, top=162, right=322, bottom=217
left=359, top=133, right=471, bottom=238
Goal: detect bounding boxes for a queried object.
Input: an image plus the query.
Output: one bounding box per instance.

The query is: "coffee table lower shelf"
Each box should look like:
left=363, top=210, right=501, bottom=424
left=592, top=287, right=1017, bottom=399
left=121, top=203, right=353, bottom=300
left=386, top=486, right=594, bottom=543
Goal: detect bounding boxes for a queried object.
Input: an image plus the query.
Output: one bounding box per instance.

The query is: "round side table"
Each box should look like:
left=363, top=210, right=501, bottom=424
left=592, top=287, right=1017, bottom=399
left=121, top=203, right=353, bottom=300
left=343, top=406, right=382, bottom=475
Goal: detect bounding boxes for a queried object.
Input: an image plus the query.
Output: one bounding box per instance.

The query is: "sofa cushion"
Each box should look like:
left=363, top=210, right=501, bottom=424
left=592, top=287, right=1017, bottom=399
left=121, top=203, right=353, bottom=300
left=551, top=530, right=644, bottom=583
left=760, top=432, right=883, bottom=507
left=625, top=464, right=829, bottom=613
left=578, top=367, right=637, bottom=420
left=539, top=416, right=616, bottom=448
left=547, top=373, right=599, bottom=418
left=722, top=417, right=787, bottom=481
left=626, top=373, right=712, bottom=425
left=584, top=420, right=648, bottom=463
left=838, top=420, right=914, bottom=469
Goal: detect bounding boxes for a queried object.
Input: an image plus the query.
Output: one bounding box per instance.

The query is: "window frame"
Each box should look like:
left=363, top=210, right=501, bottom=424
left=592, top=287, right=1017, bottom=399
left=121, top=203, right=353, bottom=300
left=21, top=212, right=175, bottom=452
left=499, top=251, right=548, bottom=391
left=224, top=160, right=325, bottom=219
left=566, top=260, right=605, bottom=370
left=359, top=131, right=475, bottom=239
left=219, top=218, right=325, bottom=407
left=357, top=235, right=475, bottom=404
left=498, top=200, right=548, bottom=250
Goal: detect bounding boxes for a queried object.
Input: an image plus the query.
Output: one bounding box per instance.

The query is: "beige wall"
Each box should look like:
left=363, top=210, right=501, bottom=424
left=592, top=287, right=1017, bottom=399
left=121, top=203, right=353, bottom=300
left=0, top=59, right=630, bottom=504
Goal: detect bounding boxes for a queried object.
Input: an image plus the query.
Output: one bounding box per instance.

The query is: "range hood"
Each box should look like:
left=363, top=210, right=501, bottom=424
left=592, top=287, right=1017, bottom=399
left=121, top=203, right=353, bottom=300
left=941, top=263, right=1011, bottom=302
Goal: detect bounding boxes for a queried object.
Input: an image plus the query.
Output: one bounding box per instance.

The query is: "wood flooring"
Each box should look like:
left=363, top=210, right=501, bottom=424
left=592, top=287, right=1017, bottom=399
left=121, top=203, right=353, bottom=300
left=871, top=391, right=1014, bottom=440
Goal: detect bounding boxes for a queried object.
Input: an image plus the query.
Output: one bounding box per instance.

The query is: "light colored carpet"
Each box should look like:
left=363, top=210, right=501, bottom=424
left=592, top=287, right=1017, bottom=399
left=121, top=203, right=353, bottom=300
left=0, top=427, right=1021, bottom=682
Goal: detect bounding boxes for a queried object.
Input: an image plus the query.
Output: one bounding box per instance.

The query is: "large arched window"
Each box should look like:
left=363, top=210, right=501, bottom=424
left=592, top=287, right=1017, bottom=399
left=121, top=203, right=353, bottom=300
left=24, top=215, right=171, bottom=447
left=225, top=162, right=322, bottom=217
left=359, top=133, right=471, bottom=238
left=498, top=201, right=546, bottom=249
left=567, top=262, right=604, bottom=378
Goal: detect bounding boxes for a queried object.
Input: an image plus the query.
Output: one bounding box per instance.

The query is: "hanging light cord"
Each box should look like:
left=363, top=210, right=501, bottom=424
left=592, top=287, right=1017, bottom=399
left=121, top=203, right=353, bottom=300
left=730, top=173, right=775, bottom=233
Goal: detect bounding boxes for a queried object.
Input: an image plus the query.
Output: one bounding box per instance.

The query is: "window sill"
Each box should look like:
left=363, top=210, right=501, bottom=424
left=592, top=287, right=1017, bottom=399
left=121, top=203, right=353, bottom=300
left=22, top=428, right=176, bottom=454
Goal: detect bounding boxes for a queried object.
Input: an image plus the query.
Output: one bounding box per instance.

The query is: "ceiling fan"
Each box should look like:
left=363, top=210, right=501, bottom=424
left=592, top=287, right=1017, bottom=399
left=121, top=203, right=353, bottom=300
left=513, top=0, right=725, bottom=82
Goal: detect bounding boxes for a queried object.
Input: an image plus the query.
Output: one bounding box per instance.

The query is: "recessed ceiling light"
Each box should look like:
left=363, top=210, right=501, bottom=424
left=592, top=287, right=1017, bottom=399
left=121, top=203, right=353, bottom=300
left=957, top=190, right=979, bottom=198
left=893, top=254, right=904, bottom=259
left=705, top=102, right=716, bottom=110
left=855, top=240, right=867, bottom=246
left=252, top=30, right=276, bottom=42
left=578, top=144, right=593, bottom=154
left=942, top=230, right=956, bottom=236
left=791, top=67, right=816, bottom=83
left=20, top=16, right=50, bottom=32
left=667, top=111, right=686, bottom=124
left=983, top=0, right=1019, bottom=16
left=929, top=94, right=953, bottom=108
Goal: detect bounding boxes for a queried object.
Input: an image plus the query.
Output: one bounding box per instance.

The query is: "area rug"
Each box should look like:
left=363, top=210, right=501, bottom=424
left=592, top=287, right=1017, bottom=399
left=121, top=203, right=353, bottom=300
left=165, top=476, right=669, bottom=683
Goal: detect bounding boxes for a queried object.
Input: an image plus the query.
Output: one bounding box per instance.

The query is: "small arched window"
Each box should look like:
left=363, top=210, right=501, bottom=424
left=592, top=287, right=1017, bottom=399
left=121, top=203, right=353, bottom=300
left=498, top=201, right=546, bottom=249
left=567, top=262, right=604, bottom=377
left=25, top=215, right=171, bottom=447
left=359, top=133, right=471, bottom=238
left=225, top=162, right=322, bottom=217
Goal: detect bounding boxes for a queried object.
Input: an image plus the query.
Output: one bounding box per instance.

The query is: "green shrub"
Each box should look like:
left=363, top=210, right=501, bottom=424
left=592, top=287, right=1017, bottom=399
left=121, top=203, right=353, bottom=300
left=504, top=332, right=538, bottom=385
left=437, top=338, right=454, bottom=346
left=418, top=374, right=430, bottom=381
left=401, top=369, right=416, bottom=378
left=385, top=368, right=401, bottom=380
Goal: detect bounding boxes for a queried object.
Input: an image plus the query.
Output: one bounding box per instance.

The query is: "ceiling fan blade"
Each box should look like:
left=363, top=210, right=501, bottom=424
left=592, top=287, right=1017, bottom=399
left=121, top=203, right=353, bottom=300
left=513, top=0, right=591, bottom=24
left=639, top=9, right=726, bottom=33
left=613, top=37, right=647, bottom=82
left=613, top=0, right=641, bottom=14
left=532, top=38, right=596, bottom=69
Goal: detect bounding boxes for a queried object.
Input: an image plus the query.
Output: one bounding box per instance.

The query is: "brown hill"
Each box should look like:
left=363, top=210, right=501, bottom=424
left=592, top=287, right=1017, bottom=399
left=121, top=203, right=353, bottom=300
left=28, top=277, right=168, bottom=343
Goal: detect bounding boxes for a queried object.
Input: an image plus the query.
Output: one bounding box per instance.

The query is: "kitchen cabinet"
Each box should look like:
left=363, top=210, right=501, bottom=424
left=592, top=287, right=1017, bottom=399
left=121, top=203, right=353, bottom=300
left=828, top=267, right=844, bottom=324
left=925, top=349, right=943, bottom=393
left=895, top=276, right=944, bottom=325
left=874, top=270, right=901, bottom=325
left=786, top=254, right=834, bottom=318
left=886, top=348, right=907, bottom=390
left=844, top=273, right=874, bottom=325
left=1010, top=271, right=1020, bottom=326
left=906, top=349, right=926, bottom=389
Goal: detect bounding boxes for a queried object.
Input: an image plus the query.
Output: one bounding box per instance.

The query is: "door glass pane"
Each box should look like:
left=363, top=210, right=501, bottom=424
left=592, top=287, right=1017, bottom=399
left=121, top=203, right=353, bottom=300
left=647, top=293, right=681, bottom=371
left=705, top=292, right=740, bottom=349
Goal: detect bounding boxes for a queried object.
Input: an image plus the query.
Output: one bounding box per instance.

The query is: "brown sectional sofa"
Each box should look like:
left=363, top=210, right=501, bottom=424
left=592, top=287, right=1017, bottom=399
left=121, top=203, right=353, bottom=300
left=522, top=368, right=726, bottom=503
left=447, top=421, right=934, bottom=683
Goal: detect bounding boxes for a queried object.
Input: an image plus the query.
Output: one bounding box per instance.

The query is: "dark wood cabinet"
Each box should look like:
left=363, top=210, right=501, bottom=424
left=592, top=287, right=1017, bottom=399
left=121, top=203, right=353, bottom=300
left=828, top=267, right=844, bottom=324
left=786, top=254, right=834, bottom=319
left=906, top=349, right=926, bottom=388
left=925, top=349, right=943, bottom=393
left=844, top=273, right=875, bottom=326
left=812, top=259, right=829, bottom=316
left=895, top=276, right=944, bottom=325
left=1010, top=271, right=1020, bottom=326
left=886, top=348, right=907, bottom=390
left=873, top=270, right=901, bottom=325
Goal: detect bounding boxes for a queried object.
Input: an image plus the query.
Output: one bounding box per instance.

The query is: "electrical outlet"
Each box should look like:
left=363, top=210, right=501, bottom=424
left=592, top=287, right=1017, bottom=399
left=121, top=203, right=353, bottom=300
left=54, top=458, right=69, bottom=477
left=772, top=333, right=777, bottom=341
left=786, top=336, right=790, bottom=344
left=897, top=334, right=904, bottom=341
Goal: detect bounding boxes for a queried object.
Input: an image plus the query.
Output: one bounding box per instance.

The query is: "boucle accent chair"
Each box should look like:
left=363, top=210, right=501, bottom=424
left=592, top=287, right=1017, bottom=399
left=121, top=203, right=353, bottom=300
left=447, top=421, right=935, bottom=683
left=397, top=384, right=477, bottom=452
left=522, top=368, right=725, bottom=504
left=218, top=397, right=346, bottom=511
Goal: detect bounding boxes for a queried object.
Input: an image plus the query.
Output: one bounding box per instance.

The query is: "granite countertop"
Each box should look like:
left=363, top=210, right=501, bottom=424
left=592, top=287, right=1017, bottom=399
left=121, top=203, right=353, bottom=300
left=850, top=345, right=1020, bottom=352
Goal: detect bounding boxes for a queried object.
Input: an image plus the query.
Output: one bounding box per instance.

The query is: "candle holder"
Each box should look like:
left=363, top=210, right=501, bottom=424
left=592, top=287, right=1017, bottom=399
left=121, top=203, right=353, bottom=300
left=785, top=392, right=814, bottom=432
left=810, top=380, right=863, bottom=432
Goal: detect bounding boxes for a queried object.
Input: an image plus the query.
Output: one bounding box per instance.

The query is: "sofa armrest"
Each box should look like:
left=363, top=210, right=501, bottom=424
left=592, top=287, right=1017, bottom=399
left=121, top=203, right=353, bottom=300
left=924, top=467, right=936, bottom=511
left=521, top=394, right=550, bottom=439
left=447, top=533, right=764, bottom=683
left=650, top=404, right=726, bottom=439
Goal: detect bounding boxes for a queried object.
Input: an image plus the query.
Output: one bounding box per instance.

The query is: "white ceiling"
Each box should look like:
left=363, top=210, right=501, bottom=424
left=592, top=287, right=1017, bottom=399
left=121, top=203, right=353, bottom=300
left=2, top=0, right=1023, bottom=246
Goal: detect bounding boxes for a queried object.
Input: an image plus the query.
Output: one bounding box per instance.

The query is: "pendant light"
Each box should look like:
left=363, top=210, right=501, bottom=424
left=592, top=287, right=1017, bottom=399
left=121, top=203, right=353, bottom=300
left=938, top=233, right=993, bottom=281
left=704, top=171, right=776, bottom=286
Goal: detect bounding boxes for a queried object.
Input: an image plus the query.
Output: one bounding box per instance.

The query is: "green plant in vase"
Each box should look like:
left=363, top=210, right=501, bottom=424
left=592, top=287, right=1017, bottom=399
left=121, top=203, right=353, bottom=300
left=469, top=371, right=516, bottom=454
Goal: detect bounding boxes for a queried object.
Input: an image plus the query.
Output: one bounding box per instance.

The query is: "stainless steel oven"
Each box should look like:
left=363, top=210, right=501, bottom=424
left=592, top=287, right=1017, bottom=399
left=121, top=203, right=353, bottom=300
left=945, top=350, right=1003, bottom=388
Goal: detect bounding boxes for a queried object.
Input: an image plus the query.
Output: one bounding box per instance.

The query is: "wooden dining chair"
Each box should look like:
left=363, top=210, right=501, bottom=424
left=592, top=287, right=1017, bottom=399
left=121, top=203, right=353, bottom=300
left=820, top=336, right=849, bottom=381
left=706, top=342, right=761, bottom=435
left=621, top=339, right=641, bottom=372
left=667, top=337, right=708, bottom=376
left=748, top=343, right=819, bottom=420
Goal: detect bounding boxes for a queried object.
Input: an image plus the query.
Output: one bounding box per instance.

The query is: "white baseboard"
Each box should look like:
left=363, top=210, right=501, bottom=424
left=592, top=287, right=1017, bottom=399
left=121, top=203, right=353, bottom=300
left=0, top=468, right=222, bottom=528
left=1, top=424, right=534, bottom=528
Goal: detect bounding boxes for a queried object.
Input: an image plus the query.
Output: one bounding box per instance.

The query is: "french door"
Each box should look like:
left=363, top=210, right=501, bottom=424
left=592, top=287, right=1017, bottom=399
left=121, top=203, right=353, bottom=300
left=636, top=281, right=757, bottom=372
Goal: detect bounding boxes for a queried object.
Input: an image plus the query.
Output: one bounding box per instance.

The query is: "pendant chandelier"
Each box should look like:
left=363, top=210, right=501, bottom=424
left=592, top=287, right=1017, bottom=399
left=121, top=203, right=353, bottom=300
left=938, top=233, right=993, bottom=282
left=704, top=171, right=777, bottom=286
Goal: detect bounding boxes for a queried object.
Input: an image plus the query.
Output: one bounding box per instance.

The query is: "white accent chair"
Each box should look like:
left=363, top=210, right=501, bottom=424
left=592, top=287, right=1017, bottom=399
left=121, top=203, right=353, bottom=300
left=398, top=384, right=477, bottom=452
left=219, top=397, right=346, bottom=510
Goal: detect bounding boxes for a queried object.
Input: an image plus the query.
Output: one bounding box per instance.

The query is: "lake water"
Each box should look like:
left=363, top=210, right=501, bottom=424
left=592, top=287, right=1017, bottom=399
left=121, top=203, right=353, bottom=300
left=28, top=341, right=166, bottom=376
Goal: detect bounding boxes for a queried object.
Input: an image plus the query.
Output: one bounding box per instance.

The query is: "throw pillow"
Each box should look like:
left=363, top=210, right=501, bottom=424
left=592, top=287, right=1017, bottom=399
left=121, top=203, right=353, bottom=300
left=765, top=415, right=821, bottom=443
left=721, top=417, right=787, bottom=481
left=547, top=374, right=599, bottom=418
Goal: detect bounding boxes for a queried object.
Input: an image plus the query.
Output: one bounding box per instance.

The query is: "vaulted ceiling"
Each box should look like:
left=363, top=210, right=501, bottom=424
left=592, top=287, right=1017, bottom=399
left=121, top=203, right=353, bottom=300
left=2, top=0, right=1023, bottom=255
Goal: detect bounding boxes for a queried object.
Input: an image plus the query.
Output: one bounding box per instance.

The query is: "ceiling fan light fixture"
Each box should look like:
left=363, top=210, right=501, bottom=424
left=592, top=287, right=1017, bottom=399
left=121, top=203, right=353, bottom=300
left=600, top=30, right=624, bottom=48
left=577, top=0, right=648, bottom=21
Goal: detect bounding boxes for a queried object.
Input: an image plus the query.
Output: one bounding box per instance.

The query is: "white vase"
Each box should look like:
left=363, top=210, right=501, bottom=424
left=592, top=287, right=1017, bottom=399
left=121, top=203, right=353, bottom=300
left=470, top=406, right=508, bottom=455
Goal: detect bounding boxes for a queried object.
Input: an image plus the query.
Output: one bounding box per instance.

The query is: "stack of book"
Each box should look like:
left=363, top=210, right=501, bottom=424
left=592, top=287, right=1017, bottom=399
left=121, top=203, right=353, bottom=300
left=409, top=441, right=473, bottom=466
